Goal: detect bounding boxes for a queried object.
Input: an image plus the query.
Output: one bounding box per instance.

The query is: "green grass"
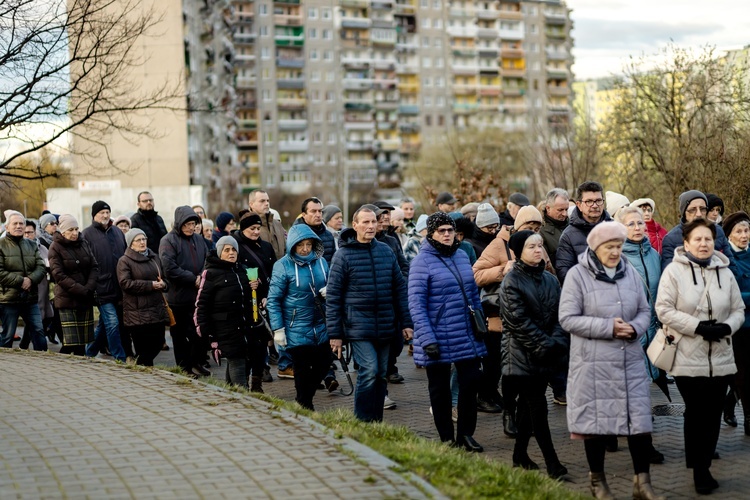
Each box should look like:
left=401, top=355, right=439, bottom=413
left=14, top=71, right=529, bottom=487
left=186, top=374, right=582, bottom=500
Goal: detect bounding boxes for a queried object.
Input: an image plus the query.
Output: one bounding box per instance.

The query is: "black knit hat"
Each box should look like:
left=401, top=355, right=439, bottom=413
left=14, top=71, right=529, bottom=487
left=508, top=230, right=537, bottom=259
left=426, top=212, right=455, bottom=237
left=239, top=212, right=262, bottom=231
left=705, top=194, right=724, bottom=215
left=91, top=200, right=111, bottom=218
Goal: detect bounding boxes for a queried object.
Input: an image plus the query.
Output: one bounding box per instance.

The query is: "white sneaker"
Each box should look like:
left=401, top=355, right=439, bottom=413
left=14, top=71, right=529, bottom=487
left=384, top=396, right=397, bottom=409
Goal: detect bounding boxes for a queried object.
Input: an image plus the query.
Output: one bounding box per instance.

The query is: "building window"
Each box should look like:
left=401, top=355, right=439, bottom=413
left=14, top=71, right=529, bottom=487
left=437, top=96, right=445, bottom=106
left=424, top=95, right=432, bottom=106
left=261, top=47, right=270, bottom=59
left=326, top=91, right=334, bottom=102
left=262, top=68, right=270, bottom=79
left=310, top=49, right=318, bottom=60
left=323, top=50, right=333, bottom=60
left=308, top=7, right=317, bottom=18
left=422, top=76, right=431, bottom=87
left=435, top=57, right=443, bottom=68
left=433, top=18, right=441, bottom=28
left=326, top=71, right=335, bottom=82
left=436, top=76, right=444, bottom=87
left=422, top=57, right=431, bottom=68
left=323, top=29, right=331, bottom=40
left=328, top=133, right=337, bottom=144
left=530, top=24, right=537, bottom=34
left=328, top=112, right=336, bottom=122
left=260, top=26, right=269, bottom=37
left=425, top=115, right=432, bottom=126
left=311, top=71, right=320, bottom=81
left=434, top=38, right=442, bottom=48
left=313, top=132, right=322, bottom=143
left=264, top=132, right=273, bottom=143
left=322, top=7, right=331, bottom=19
left=309, top=28, right=317, bottom=39
left=438, top=115, right=444, bottom=126
left=260, top=4, right=268, bottom=15
left=262, top=89, right=271, bottom=101
left=312, top=90, right=320, bottom=101
left=433, top=0, right=440, bottom=8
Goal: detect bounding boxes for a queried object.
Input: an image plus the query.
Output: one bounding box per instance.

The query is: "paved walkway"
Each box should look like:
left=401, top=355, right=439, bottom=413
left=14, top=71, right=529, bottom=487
left=0, top=350, right=439, bottom=499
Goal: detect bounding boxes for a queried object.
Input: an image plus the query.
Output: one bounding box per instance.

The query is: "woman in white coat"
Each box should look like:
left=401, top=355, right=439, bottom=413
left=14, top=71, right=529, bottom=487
left=655, top=218, right=744, bottom=495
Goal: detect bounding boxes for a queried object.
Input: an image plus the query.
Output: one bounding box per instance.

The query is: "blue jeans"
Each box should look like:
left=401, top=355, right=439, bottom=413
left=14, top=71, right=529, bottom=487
left=276, top=344, right=294, bottom=371
left=351, top=340, right=390, bottom=422
left=86, top=302, right=126, bottom=362
left=0, top=302, right=47, bottom=350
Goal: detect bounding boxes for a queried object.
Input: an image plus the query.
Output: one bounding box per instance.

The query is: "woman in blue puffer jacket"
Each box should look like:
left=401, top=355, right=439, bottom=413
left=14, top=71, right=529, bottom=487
left=409, top=212, right=487, bottom=452
left=267, top=224, right=330, bottom=410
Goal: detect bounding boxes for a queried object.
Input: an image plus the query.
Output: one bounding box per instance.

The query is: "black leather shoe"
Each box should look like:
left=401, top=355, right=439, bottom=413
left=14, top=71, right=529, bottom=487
left=649, top=445, right=665, bottom=464
left=512, top=456, right=539, bottom=470
left=477, top=398, right=503, bottom=413
left=723, top=413, right=738, bottom=427
left=503, top=410, right=518, bottom=438
left=546, top=461, right=568, bottom=479
left=458, top=435, right=484, bottom=453
left=694, top=468, right=719, bottom=494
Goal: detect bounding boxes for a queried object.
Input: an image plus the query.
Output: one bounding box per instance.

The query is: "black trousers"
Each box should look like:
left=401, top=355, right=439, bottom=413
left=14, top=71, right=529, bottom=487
left=426, top=358, right=482, bottom=442
left=387, top=331, right=404, bottom=377
left=131, top=323, right=166, bottom=366
left=169, top=304, right=203, bottom=371
left=730, top=329, right=750, bottom=415
left=478, top=332, right=502, bottom=403
left=288, top=344, right=331, bottom=410
left=504, top=375, right=559, bottom=466
left=584, top=434, right=652, bottom=474
left=248, top=336, right=268, bottom=377
left=675, top=375, right=731, bottom=470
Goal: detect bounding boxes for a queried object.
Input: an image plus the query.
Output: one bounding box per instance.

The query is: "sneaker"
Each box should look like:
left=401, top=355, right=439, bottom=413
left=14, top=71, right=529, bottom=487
left=262, top=367, right=273, bottom=383
left=452, top=407, right=458, bottom=423
left=477, top=398, right=503, bottom=413
left=387, top=372, right=404, bottom=384
left=384, top=396, right=397, bottom=409
left=277, top=367, right=295, bottom=379
left=553, top=394, right=567, bottom=406
left=324, top=376, right=339, bottom=393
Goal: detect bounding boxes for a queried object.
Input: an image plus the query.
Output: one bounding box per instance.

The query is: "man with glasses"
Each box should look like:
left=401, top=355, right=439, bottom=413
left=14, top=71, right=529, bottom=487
left=293, top=197, right=335, bottom=265
left=661, top=190, right=735, bottom=271
left=37, top=213, right=58, bottom=249
left=556, top=181, right=612, bottom=285
left=130, top=191, right=168, bottom=255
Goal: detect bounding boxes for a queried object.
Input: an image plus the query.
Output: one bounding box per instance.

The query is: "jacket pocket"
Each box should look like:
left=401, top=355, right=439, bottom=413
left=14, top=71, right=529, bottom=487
left=434, top=303, right=446, bottom=327
left=344, top=305, right=353, bottom=327
left=290, top=308, right=297, bottom=328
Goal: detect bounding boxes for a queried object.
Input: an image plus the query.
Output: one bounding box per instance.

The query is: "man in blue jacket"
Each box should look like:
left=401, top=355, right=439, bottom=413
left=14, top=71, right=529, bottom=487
left=327, top=207, right=414, bottom=422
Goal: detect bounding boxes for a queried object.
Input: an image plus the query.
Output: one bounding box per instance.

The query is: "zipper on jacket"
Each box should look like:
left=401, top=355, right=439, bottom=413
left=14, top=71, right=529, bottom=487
left=701, top=267, right=714, bottom=377
left=290, top=308, right=296, bottom=328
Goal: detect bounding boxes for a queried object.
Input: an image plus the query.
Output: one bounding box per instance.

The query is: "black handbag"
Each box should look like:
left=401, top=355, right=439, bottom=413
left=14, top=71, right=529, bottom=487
left=437, top=256, right=487, bottom=341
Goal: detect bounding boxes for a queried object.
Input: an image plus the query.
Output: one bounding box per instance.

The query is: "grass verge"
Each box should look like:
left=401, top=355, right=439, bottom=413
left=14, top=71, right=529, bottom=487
left=165, top=369, right=583, bottom=500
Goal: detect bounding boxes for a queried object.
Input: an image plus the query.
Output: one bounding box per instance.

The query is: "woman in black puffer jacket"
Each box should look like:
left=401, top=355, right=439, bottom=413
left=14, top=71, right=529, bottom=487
left=499, top=230, right=569, bottom=478
left=48, top=215, right=99, bottom=356
left=116, top=229, right=169, bottom=366
left=195, top=236, right=257, bottom=388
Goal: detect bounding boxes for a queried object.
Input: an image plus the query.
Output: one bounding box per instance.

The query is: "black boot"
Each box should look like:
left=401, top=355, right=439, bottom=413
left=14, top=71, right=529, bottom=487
left=693, top=467, right=719, bottom=494
left=503, top=410, right=518, bottom=438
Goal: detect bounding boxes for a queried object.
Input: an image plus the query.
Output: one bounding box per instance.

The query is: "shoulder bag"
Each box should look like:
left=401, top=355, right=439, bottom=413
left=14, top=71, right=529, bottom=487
left=437, top=256, right=487, bottom=341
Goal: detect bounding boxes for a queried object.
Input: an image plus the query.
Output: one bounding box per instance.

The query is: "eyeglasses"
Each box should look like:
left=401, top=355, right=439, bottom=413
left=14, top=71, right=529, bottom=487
left=132, top=237, right=147, bottom=243
left=139, top=198, right=154, bottom=203
left=686, top=206, right=708, bottom=215
left=482, top=224, right=499, bottom=231
left=48, top=222, right=58, bottom=226
left=625, top=221, right=646, bottom=228
left=580, top=199, right=604, bottom=207
left=436, top=228, right=455, bottom=235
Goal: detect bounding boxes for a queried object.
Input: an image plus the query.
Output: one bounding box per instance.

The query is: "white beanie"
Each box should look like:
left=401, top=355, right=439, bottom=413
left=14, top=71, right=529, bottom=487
left=475, top=203, right=500, bottom=228
left=605, top=191, right=630, bottom=217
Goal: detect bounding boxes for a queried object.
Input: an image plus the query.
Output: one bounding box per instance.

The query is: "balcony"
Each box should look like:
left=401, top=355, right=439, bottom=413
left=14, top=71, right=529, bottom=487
left=502, top=87, right=526, bottom=97
left=452, top=62, right=479, bottom=75
left=372, top=37, right=397, bottom=47
left=476, top=9, right=499, bottom=20
left=394, top=3, right=416, bottom=15
left=372, top=60, right=396, bottom=70
left=546, top=49, right=569, bottom=61
left=344, top=121, right=375, bottom=131
left=346, top=159, right=377, bottom=169
left=500, top=47, right=524, bottom=59
left=371, top=0, right=392, bottom=9
left=398, top=104, right=419, bottom=115
left=547, top=85, right=571, bottom=97
left=277, top=97, right=307, bottom=109
left=548, top=104, right=571, bottom=114
left=235, top=76, right=256, bottom=88
left=233, top=32, right=257, bottom=43
left=478, top=102, right=499, bottom=111
left=502, top=67, right=525, bottom=78
left=499, top=28, right=524, bottom=40
left=478, top=48, right=499, bottom=58
left=278, top=119, right=308, bottom=130
left=502, top=103, right=527, bottom=114
left=341, top=18, right=372, bottom=29
left=398, top=122, right=420, bottom=133
left=274, top=0, right=300, bottom=4
left=453, top=84, right=477, bottom=95
left=235, top=53, right=255, bottom=63
left=278, top=140, right=309, bottom=152
left=275, top=35, right=304, bottom=47
left=453, top=103, right=478, bottom=114
left=400, top=142, right=421, bottom=154
left=376, top=121, right=395, bottom=130
left=479, top=65, right=500, bottom=74
left=396, top=63, right=418, bottom=74
left=274, top=14, right=302, bottom=26
left=396, top=42, right=418, bottom=52
left=478, top=86, right=501, bottom=97
left=375, top=139, right=401, bottom=151
left=277, top=78, right=304, bottom=89
left=373, top=78, right=397, bottom=90
left=341, top=56, right=370, bottom=69
left=545, top=28, right=566, bottom=39
left=447, top=26, right=478, bottom=38
left=546, top=67, right=569, bottom=79
left=477, top=28, right=499, bottom=39
left=276, top=57, right=304, bottom=68
left=343, top=78, right=374, bottom=90
left=344, top=102, right=373, bottom=112
left=544, top=11, right=567, bottom=26
left=375, top=100, right=399, bottom=110
left=449, top=8, right=476, bottom=18
left=340, top=0, right=369, bottom=7
left=452, top=48, right=477, bottom=57
left=346, top=140, right=374, bottom=151
left=349, top=168, right=378, bottom=185
left=397, top=82, right=419, bottom=93
left=377, top=160, right=399, bottom=172
left=237, top=119, right=257, bottom=130
left=236, top=98, right=257, bottom=109
left=341, top=38, right=371, bottom=49
left=498, top=9, right=522, bottom=21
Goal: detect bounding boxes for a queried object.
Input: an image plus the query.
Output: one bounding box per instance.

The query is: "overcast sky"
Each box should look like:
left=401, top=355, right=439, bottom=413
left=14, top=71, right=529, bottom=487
left=567, top=0, right=750, bottom=80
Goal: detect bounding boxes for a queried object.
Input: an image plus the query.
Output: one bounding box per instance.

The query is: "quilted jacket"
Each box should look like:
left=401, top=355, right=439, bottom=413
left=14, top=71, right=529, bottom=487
left=48, top=232, right=99, bottom=309
left=0, top=234, right=47, bottom=304
left=117, top=248, right=170, bottom=327
left=159, top=206, right=209, bottom=307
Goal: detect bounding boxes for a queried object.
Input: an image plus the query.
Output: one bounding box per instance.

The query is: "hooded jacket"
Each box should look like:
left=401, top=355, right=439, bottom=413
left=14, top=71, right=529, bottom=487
left=159, top=206, right=208, bottom=307
left=559, top=250, right=652, bottom=436
left=409, top=240, right=487, bottom=366
left=655, top=247, right=744, bottom=377
left=0, top=234, right=47, bottom=304
left=644, top=219, right=668, bottom=255
left=326, top=227, right=413, bottom=341
left=81, top=220, right=127, bottom=304
left=728, top=244, right=750, bottom=328
left=267, top=224, right=329, bottom=348
left=117, top=248, right=169, bottom=326
left=130, top=209, right=168, bottom=255
left=661, top=223, right=735, bottom=273
left=194, top=252, right=254, bottom=358
left=555, top=207, right=612, bottom=284
left=232, top=230, right=276, bottom=301
left=540, top=210, right=568, bottom=267
left=48, top=232, right=99, bottom=309
left=499, top=260, right=568, bottom=377
left=292, top=217, right=336, bottom=264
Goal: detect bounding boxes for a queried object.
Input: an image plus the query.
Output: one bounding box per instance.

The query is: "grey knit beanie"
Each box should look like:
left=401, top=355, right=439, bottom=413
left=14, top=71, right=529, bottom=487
left=125, top=228, right=146, bottom=248
left=475, top=203, right=500, bottom=228
left=216, top=235, right=239, bottom=255
left=678, top=190, right=708, bottom=218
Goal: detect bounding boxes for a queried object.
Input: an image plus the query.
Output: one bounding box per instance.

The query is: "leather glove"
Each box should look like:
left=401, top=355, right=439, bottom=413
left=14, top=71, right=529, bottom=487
left=696, top=322, right=732, bottom=342
left=423, top=343, right=440, bottom=360
left=274, top=328, right=287, bottom=348
left=318, top=286, right=326, bottom=299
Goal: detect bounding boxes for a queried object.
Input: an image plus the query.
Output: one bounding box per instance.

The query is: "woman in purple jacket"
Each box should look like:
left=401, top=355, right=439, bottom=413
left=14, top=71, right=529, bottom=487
left=409, top=212, right=487, bottom=452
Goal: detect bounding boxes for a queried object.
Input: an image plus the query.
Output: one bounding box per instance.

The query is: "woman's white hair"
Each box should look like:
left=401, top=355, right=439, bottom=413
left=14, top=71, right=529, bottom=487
left=615, top=206, right=643, bottom=223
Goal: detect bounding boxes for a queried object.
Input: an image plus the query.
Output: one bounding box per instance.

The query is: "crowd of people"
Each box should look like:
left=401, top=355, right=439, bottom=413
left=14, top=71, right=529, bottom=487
left=1, top=182, right=748, bottom=497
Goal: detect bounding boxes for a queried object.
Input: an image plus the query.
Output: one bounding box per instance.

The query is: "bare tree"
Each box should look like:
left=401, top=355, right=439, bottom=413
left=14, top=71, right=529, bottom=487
left=602, top=44, right=750, bottom=224
left=0, top=0, right=183, bottom=182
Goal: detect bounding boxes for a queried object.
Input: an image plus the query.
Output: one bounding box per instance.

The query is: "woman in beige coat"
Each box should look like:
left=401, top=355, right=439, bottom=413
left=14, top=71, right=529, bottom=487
left=656, top=218, right=744, bottom=495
